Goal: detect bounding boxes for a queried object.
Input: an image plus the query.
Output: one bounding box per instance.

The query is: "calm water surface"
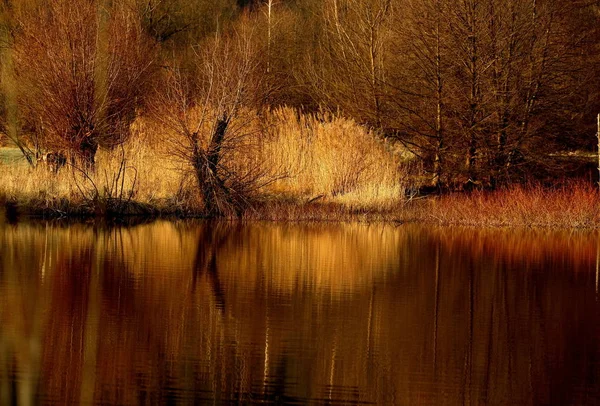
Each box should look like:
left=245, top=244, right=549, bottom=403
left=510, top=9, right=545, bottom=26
left=0, top=218, right=599, bottom=405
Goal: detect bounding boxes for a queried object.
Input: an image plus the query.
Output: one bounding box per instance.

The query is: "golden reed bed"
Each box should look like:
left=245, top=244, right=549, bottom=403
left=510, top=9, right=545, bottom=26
left=1, top=107, right=600, bottom=227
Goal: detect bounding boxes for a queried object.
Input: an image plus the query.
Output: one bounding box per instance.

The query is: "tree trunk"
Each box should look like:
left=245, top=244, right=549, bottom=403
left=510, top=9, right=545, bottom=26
left=194, top=117, right=231, bottom=217
left=464, top=0, right=480, bottom=187
left=432, top=4, right=444, bottom=190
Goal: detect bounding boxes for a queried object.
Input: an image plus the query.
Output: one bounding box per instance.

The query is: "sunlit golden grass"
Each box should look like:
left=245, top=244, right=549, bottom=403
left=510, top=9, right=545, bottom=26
left=0, top=108, right=406, bottom=217
left=135, top=106, right=408, bottom=211
left=0, top=138, right=190, bottom=216
left=257, top=107, right=405, bottom=209
left=0, top=107, right=405, bottom=217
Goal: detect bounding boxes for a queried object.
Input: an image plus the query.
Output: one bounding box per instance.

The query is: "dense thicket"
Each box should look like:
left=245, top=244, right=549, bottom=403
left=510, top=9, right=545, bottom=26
left=1, top=0, right=599, bottom=191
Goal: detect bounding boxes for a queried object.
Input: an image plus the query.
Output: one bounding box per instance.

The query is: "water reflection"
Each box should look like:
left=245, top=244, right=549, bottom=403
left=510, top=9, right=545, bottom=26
left=0, top=221, right=599, bottom=405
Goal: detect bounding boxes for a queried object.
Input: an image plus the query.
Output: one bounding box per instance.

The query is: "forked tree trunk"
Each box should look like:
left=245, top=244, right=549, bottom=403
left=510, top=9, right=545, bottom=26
left=193, top=116, right=231, bottom=217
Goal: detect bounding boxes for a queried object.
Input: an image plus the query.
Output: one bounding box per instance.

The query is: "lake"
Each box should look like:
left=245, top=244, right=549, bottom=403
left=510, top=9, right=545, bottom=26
left=0, top=218, right=599, bottom=405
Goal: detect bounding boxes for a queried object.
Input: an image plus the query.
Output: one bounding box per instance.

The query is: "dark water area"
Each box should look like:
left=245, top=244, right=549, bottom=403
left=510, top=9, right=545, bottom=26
left=0, top=218, right=599, bottom=405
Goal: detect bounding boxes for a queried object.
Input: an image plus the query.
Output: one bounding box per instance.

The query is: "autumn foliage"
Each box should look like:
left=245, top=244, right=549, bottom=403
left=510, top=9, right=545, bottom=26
left=0, top=0, right=599, bottom=218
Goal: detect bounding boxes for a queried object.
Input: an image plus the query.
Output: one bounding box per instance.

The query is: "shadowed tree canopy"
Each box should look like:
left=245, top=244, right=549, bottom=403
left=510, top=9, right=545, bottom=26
left=137, top=0, right=237, bottom=45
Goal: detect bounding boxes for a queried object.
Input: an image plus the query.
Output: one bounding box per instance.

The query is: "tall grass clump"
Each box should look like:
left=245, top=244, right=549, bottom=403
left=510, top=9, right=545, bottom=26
left=129, top=106, right=409, bottom=219
left=259, top=107, right=406, bottom=210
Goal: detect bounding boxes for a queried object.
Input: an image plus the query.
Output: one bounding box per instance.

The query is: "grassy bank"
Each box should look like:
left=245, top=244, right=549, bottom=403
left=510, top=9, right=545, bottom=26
left=1, top=181, right=599, bottom=228
left=2, top=179, right=599, bottom=228
left=239, top=182, right=600, bottom=228
left=1, top=108, right=599, bottom=228
left=401, top=182, right=600, bottom=228
left=0, top=108, right=407, bottom=219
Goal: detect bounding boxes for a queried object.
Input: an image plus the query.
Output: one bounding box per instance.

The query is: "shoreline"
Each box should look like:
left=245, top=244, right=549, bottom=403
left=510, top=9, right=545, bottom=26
left=3, top=183, right=600, bottom=229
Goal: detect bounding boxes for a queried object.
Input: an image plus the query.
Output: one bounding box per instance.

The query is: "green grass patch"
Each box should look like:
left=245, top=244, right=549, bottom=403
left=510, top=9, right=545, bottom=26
left=0, top=148, right=27, bottom=165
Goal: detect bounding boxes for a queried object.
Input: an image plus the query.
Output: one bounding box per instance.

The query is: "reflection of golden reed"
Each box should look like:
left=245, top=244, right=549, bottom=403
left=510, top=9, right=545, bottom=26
left=0, top=222, right=598, bottom=404
left=81, top=221, right=409, bottom=293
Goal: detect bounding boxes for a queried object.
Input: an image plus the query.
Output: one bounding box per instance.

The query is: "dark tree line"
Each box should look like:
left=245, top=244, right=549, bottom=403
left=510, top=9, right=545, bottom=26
left=284, top=0, right=600, bottom=189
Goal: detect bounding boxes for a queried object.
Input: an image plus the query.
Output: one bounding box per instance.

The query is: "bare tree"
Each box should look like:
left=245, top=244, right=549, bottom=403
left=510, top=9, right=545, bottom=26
left=0, top=2, right=36, bottom=165
left=153, top=20, right=268, bottom=217
left=444, top=0, right=491, bottom=186
left=303, top=0, right=393, bottom=128
left=387, top=0, right=452, bottom=189
left=264, top=0, right=278, bottom=74
left=388, top=0, right=588, bottom=189
left=479, top=0, right=586, bottom=184
left=12, top=0, right=156, bottom=169
left=136, top=0, right=237, bottom=44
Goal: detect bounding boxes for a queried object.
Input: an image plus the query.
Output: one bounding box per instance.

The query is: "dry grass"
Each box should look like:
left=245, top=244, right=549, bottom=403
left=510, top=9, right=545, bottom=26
left=402, top=182, right=600, bottom=228
left=0, top=138, right=189, bottom=216
left=258, top=108, right=405, bottom=210
left=3, top=107, right=600, bottom=228
left=0, top=108, right=407, bottom=217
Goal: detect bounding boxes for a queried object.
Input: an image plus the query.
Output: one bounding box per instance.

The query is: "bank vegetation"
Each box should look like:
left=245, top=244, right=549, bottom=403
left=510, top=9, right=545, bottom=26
left=0, top=0, right=600, bottom=227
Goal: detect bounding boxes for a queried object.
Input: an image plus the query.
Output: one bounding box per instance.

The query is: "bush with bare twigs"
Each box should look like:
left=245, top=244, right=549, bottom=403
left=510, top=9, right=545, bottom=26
left=150, top=20, right=269, bottom=217
left=12, top=0, right=156, bottom=168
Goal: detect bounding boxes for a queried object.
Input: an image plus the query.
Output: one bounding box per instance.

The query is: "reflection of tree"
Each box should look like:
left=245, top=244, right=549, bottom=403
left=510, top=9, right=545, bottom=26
left=433, top=242, right=440, bottom=370
left=462, top=260, right=474, bottom=405
left=42, top=241, right=95, bottom=403
left=0, top=222, right=58, bottom=405
left=192, top=222, right=235, bottom=311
